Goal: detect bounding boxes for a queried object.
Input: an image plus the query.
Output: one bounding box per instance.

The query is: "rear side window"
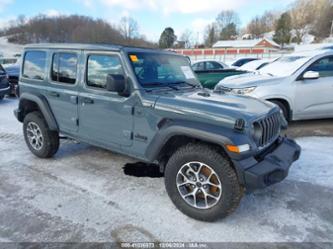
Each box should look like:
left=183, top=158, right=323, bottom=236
left=206, top=61, right=223, bottom=70
left=23, top=51, right=47, bottom=80
left=86, top=54, right=123, bottom=89
left=51, top=52, right=78, bottom=84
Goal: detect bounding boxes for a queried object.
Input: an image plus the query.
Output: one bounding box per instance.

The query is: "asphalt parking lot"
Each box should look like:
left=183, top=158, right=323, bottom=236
left=0, top=97, right=333, bottom=243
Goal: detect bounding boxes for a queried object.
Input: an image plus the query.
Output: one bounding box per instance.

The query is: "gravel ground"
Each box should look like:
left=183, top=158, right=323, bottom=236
left=0, top=97, right=332, bottom=243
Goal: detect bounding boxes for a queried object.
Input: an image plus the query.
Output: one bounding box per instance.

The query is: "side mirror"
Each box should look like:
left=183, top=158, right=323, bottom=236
left=303, top=71, right=319, bottom=80
left=106, top=74, right=126, bottom=93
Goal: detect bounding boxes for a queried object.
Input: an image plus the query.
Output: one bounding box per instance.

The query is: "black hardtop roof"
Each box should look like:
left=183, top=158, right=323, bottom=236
left=24, top=43, right=178, bottom=55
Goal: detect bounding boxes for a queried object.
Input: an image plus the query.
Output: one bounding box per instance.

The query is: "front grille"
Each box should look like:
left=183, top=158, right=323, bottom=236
left=254, top=112, right=281, bottom=148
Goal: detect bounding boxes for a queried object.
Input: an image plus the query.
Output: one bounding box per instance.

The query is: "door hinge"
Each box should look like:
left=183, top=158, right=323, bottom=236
left=76, top=118, right=79, bottom=126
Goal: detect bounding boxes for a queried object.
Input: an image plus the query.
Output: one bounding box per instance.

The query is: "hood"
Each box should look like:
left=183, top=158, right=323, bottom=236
left=3, top=64, right=20, bottom=77
left=217, top=73, right=285, bottom=89
left=154, top=89, right=276, bottom=126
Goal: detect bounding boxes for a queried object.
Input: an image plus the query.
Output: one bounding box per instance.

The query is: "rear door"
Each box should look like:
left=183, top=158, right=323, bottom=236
left=45, top=51, right=80, bottom=134
left=295, top=56, right=333, bottom=119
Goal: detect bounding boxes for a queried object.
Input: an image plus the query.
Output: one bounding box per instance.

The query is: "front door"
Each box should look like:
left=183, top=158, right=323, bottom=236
left=295, top=56, right=333, bottom=119
left=78, top=52, right=133, bottom=147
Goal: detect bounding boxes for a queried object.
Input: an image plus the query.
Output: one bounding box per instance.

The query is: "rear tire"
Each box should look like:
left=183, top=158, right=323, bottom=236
left=164, top=143, right=243, bottom=221
left=23, top=111, right=59, bottom=158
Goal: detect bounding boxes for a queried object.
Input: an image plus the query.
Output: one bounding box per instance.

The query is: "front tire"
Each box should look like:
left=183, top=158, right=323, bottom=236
left=23, top=111, right=59, bottom=158
left=164, top=143, right=243, bottom=221
left=270, top=100, right=289, bottom=121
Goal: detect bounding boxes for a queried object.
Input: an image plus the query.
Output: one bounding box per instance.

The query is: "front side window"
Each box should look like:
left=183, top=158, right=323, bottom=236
left=51, top=52, right=78, bottom=84
left=23, top=51, right=47, bottom=80
left=192, top=62, right=205, bottom=71
left=307, top=56, right=333, bottom=77
left=128, top=52, right=199, bottom=88
left=87, top=54, right=124, bottom=89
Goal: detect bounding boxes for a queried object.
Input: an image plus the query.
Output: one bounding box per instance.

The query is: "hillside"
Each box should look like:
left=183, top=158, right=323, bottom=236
left=0, top=15, right=156, bottom=49
left=0, top=36, right=23, bottom=57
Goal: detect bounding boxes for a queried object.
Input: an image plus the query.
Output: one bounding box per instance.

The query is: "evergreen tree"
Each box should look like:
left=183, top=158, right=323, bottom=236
left=273, top=12, right=292, bottom=48
left=159, top=27, right=177, bottom=48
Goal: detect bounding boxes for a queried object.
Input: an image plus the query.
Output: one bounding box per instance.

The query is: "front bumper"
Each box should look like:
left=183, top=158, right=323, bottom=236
left=0, top=86, right=10, bottom=96
left=232, top=137, right=301, bottom=190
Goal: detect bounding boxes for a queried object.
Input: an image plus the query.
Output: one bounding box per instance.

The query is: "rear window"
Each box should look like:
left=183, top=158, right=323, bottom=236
left=51, top=52, right=78, bottom=84
left=23, top=51, right=47, bottom=80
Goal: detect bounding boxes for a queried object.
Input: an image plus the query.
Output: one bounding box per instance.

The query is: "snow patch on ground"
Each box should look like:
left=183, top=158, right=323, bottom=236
left=0, top=36, right=23, bottom=57
left=289, top=136, right=333, bottom=189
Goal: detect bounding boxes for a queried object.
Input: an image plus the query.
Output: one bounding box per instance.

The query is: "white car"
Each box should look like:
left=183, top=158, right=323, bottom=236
left=238, top=58, right=275, bottom=72
left=215, top=50, right=333, bottom=121
left=192, top=60, right=229, bottom=71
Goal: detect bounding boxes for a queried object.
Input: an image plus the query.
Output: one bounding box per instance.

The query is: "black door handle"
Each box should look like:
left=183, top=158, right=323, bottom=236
left=83, top=97, right=94, bottom=104
left=49, top=91, right=60, bottom=97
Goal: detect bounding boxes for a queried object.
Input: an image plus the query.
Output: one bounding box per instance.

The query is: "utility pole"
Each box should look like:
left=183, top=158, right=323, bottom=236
left=330, top=20, right=333, bottom=37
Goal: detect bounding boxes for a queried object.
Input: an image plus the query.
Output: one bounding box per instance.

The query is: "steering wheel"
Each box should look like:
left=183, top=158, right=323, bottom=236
left=164, top=74, right=177, bottom=81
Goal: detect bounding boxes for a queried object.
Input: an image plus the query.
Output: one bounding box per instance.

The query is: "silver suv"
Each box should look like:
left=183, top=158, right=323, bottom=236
left=215, top=50, right=333, bottom=121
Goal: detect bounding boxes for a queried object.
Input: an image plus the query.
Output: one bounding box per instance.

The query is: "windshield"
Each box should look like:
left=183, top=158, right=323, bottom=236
left=259, top=56, right=311, bottom=77
left=0, top=65, right=5, bottom=74
left=128, top=52, right=200, bottom=88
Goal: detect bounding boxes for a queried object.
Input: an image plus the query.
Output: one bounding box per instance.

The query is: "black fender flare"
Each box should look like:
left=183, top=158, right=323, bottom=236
left=18, top=93, right=58, bottom=131
left=145, top=119, right=235, bottom=162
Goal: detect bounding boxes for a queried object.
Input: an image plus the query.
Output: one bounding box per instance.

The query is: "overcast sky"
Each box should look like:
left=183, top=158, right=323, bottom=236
left=0, top=0, right=295, bottom=42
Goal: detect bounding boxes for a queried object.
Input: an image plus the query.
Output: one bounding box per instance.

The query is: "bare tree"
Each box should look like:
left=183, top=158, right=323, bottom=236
left=290, top=0, right=316, bottom=43
left=119, top=16, right=139, bottom=40
left=215, top=10, right=240, bottom=40
left=179, top=29, right=194, bottom=48
left=310, top=0, right=333, bottom=39
left=247, top=16, right=263, bottom=38
left=246, top=11, right=279, bottom=38
left=2, top=15, right=156, bottom=48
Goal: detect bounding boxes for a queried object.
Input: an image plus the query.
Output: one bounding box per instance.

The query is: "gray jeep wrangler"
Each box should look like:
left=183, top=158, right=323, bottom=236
left=15, top=44, right=301, bottom=221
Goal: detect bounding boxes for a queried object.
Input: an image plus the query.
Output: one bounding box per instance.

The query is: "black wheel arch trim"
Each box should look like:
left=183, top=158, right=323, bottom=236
left=146, top=119, right=240, bottom=162
left=16, top=93, right=59, bottom=131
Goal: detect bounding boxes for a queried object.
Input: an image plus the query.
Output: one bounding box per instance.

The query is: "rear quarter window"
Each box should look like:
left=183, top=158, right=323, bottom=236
left=23, top=51, right=47, bottom=80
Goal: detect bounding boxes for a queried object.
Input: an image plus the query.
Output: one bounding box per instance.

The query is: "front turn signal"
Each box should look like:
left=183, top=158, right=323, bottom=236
left=226, top=144, right=250, bottom=153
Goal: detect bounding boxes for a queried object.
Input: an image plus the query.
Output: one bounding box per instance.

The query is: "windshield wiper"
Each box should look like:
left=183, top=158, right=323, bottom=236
left=171, top=81, right=199, bottom=88
left=143, top=82, right=179, bottom=90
